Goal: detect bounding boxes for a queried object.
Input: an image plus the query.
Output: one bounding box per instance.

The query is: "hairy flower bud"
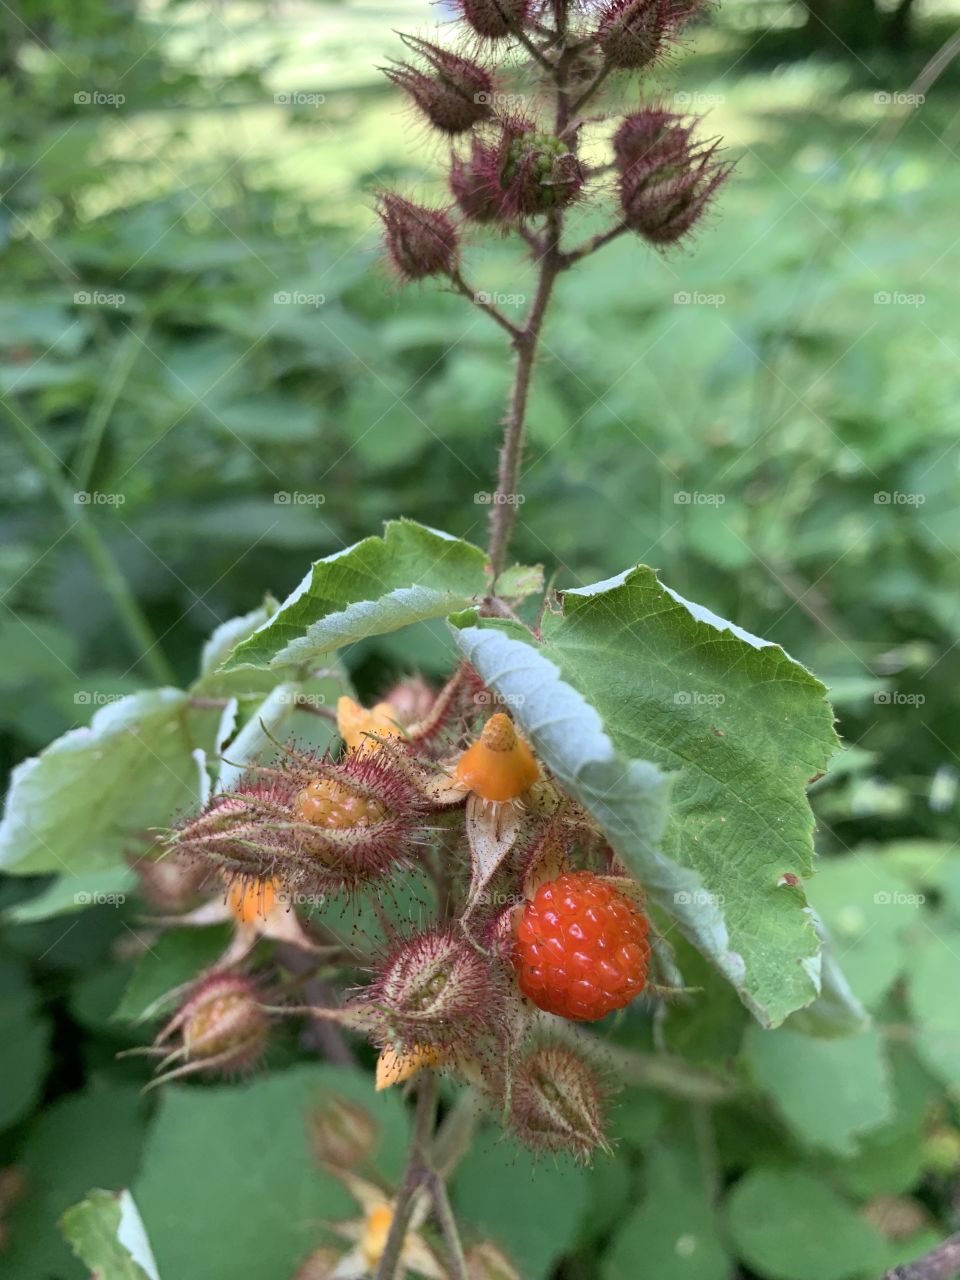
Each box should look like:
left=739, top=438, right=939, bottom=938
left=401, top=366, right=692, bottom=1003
left=367, top=928, right=499, bottom=1055
left=497, top=123, right=584, bottom=217
left=450, top=138, right=508, bottom=223
left=458, top=0, right=532, bottom=39
left=148, top=973, right=268, bottom=1085
left=385, top=37, right=493, bottom=135
left=510, top=1042, right=609, bottom=1162
left=378, top=193, right=459, bottom=281
left=613, top=108, right=729, bottom=245
left=308, top=1093, right=379, bottom=1169
left=596, top=0, right=701, bottom=70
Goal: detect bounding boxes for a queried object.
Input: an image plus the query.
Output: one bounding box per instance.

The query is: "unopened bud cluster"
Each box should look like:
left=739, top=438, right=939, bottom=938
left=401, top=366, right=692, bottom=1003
left=376, top=0, right=727, bottom=279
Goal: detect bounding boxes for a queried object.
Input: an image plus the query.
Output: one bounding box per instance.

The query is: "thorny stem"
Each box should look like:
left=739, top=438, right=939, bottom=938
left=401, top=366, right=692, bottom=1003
left=426, top=1170, right=470, bottom=1280
left=486, top=3, right=622, bottom=580
left=374, top=1070, right=438, bottom=1280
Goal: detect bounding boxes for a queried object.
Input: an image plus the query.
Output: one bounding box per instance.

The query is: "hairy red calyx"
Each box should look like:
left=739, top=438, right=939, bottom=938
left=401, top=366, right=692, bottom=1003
left=613, top=108, right=729, bottom=244
left=458, top=0, right=532, bottom=40
left=509, top=1040, right=610, bottom=1162
left=377, top=193, right=459, bottom=281
left=597, top=0, right=703, bottom=70
left=384, top=37, right=494, bottom=135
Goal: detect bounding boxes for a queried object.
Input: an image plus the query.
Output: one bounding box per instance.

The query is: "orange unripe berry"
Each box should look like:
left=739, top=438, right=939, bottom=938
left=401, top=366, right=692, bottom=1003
left=227, top=876, right=281, bottom=925
left=180, top=974, right=268, bottom=1068
left=295, top=778, right=385, bottom=827
left=454, top=713, right=539, bottom=801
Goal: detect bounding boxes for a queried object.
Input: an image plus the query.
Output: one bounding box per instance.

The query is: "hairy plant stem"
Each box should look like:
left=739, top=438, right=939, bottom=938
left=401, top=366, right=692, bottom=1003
left=427, top=1170, right=470, bottom=1280
left=374, top=1070, right=438, bottom=1280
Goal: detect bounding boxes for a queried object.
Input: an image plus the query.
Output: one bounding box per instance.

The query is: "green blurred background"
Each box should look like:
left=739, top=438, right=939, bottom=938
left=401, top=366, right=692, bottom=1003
left=3, top=0, right=960, bottom=1275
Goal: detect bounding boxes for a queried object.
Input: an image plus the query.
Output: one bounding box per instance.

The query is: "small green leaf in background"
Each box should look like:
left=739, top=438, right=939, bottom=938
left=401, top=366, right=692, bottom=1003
left=6, top=866, right=138, bottom=923
left=452, top=1138, right=590, bottom=1280
left=0, top=690, right=221, bottom=875
left=224, top=520, right=491, bottom=670
left=114, top=925, right=233, bottom=1024
left=454, top=564, right=842, bottom=1028
left=743, top=1022, right=894, bottom=1156
left=725, top=1168, right=888, bottom=1280
left=2, top=1085, right=149, bottom=1280
left=62, top=1189, right=160, bottom=1280
left=603, top=1138, right=732, bottom=1280
left=906, top=925, right=960, bottom=1091
left=134, top=1065, right=410, bottom=1280
left=0, top=952, right=51, bottom=1132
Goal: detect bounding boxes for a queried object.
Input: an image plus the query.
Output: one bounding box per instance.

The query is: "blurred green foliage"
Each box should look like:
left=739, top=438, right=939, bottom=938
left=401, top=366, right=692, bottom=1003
left=4, top=1, right=960, bottom=1277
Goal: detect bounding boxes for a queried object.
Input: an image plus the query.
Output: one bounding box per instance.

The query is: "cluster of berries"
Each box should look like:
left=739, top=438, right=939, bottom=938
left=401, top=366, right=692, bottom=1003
left=146, top=667, right=661, bottom=1161
left=376, top=0, right=730, bottom=283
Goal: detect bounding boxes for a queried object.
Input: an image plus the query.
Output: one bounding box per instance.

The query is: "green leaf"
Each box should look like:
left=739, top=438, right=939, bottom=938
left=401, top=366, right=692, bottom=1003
left=724, top=1168, right=887, bottom=1280
left=6, top=866, right=138, bottom=923
left=0, top=690, right=221, bottom=875
left=114, top=926, right=233, bottom=1024
left=134, top=1065, right=410, bottom=1280
left=743, top=1023, right=893, bottom=1156
left=0, top=954, right=50, bottom=1132
left=2, top=1085, right=148, bottom=1280
left=452, top=565, right=841, bottom=1027
left=223, top=520, right=490, bottom=670
left=62, top=1189, right=160, bottom=1280
left=905, top=924, right=960, bottom=1090
left=603, top=1139, right=733, bottom=1280
left=452, top=1139, right=590, bottom=1280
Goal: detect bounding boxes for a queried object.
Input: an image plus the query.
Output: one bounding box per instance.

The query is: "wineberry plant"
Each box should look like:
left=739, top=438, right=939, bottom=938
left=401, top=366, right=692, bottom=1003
left=3, top=3, right=958, bottom=1280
